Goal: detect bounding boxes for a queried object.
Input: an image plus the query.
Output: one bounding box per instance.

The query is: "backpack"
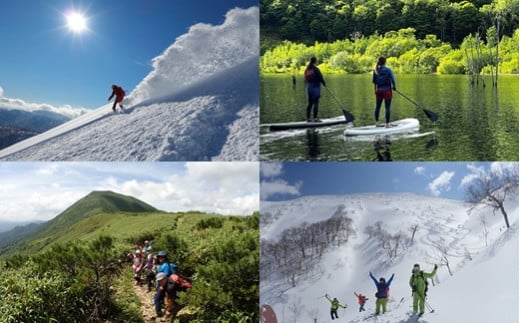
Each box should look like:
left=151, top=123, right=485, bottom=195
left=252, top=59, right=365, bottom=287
left=169, top=274, right=193, bottom=292
left=304, top=67, right=315, bottom=81
left=422, top=272, right=429, bottom=295
left=374, top=69, right=391, bottom=87
left=169, top=262, right=178, bottom=275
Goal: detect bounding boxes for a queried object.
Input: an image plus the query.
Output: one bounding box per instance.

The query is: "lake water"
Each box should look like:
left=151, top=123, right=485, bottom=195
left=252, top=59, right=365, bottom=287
left=260, top=74, right=518, bottom=161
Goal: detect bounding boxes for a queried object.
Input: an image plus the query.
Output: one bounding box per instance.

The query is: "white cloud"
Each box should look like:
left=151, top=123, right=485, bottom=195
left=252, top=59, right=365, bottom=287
left=459, top=163, right=485, bottom=188
left=261, top=179, right=302, bottom=200
left=0, top=162, right=259, bottom=223
left=261, top=163, right=283, bottom=178
left=428, top=171, right=455, bottom=197
left=414, top=166, right=426, bottom=175
left=0, top=85, right=87, bottom=119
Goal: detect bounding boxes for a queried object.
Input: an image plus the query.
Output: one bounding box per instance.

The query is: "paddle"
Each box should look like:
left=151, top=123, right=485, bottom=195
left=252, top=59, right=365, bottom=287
left=325, top=86, right=355, bottom=123
left=394, top=89, right=438, bottom=122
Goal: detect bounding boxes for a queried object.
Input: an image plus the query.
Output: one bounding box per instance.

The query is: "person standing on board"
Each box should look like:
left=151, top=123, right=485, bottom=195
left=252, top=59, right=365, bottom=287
left=372, top=56, right=396, bottom=128
left=304, top=56, right=326, bottom=122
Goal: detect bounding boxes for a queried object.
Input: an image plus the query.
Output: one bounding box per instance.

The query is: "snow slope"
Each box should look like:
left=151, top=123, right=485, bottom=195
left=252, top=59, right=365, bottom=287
left=0, top=7, right=258, bottom=161
left=260, top=192, right=519, bottom=323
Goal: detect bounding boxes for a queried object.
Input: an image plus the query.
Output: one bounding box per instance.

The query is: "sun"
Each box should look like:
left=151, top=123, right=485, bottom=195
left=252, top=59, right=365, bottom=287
left=65, top=11, right=88, bottom=33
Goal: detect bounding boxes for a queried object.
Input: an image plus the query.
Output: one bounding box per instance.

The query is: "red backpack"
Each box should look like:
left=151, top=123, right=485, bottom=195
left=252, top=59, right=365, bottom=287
left=304, top=67, right=315, bottom=81
left=170, top=274, right=192, bottom=291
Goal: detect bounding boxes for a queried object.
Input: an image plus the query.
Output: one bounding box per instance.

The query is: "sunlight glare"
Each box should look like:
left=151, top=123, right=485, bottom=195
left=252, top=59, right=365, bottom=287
left=66, top=12, right=87, bottom=33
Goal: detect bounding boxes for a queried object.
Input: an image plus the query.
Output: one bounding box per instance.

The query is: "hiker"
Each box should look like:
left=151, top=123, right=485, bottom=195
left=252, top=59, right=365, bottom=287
left=144, top=240, right=152, bottom=254
left=372, top=56, right=396, bottom=128
left=154, top=251, right=170, bottom=317
left=354, top=292, right=368, bottom=312
left=304, top=56, right=326, bottom=122
left=325, top=294, right=346, bottom=320
left=145, top=252, right=156, bottom=292
left=132, top=249, right=145, bottom=285
left=369, top=271, right=394, bottom=315
left=108, top=84, right=125, bottom=111
left=155, top=272, right=179, bottom=319
left=409, top=263, right=438, bottom=316
left=154, top=251, right=179, bottom=317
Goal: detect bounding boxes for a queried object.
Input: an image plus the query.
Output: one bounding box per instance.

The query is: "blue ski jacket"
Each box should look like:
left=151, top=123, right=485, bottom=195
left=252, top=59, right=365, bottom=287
left=370, top=272, right=395, bottom=299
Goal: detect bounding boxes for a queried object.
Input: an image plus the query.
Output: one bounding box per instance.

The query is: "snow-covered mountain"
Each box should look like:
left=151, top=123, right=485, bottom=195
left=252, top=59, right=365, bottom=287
left=0, top=7, right=259, bottom=161
left=260, top=192, right=518, bottom=323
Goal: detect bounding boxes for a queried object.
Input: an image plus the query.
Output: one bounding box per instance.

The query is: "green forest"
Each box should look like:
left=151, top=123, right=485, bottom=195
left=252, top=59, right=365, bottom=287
left=0, top=191, right=258, bottom=323
left=260, top=0, right=519, bottom=76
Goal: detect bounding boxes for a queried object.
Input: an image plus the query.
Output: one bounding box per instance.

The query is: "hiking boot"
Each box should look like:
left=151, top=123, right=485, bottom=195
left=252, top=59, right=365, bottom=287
left=306, top=118, right=312, bottom=122
left=313, top=118, right=322, bottom=122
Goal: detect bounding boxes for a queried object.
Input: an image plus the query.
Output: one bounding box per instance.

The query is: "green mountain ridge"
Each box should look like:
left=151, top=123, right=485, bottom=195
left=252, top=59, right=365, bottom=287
left=0, top=190, right=162, bottom=257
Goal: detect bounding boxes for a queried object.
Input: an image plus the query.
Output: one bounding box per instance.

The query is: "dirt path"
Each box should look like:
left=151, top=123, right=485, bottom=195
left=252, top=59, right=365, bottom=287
left=132, top=277, right=196, bottom=323
left=132, top=282, right=165, bottom=323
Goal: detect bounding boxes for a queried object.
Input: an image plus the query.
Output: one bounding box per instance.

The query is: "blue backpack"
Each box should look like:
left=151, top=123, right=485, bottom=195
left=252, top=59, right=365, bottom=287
left=374, top=69, right=391, bottom=87
left=169, top=262, right=178, bottom=275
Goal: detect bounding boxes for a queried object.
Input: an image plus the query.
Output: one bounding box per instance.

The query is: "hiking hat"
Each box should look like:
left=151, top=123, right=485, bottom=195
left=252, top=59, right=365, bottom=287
left=157, top=250, right=167, bottom=257
left=156, top=272, right=167, bottom=281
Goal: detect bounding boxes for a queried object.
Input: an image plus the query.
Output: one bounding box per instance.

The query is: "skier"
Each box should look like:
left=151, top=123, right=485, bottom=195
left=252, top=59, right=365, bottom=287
left=108, top=84, right=125, bottom=112
left=325, top=294, right=346, bottom=320
left=369, top=271, right=394, bottom=315
left=409, top=263, right=438, bottom=316
left=354, top=292, right=368, bottom=312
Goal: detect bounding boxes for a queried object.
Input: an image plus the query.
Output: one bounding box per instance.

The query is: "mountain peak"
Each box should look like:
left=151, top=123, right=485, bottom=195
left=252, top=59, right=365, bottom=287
left=37, top=190, right=158, bottom=235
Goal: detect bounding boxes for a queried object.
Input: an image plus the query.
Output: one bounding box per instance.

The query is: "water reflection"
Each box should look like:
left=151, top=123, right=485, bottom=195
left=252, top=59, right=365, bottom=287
left=306, top=129, right=321, bottom=160
left=373, top=136, right=392, bottom=161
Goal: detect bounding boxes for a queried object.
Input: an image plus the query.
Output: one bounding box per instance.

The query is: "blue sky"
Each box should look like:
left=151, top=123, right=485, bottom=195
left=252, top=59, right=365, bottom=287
left=0, top=0, right=257, bottom=109
left=0, top=162, right=259, bottom=223
left=260, top=162, right=518, bottom=201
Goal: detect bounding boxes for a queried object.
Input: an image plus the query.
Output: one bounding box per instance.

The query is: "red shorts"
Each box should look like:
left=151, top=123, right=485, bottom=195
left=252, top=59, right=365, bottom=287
left=375, top=89, right=393, bottom=100
left=115, top=95, right=124, bottom=103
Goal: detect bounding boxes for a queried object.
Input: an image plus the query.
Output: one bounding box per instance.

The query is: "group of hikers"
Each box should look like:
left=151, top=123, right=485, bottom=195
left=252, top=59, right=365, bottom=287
left=303, top=55, right=396, bottom=128
left=324, top=263, right=437, bottom=320
left=127, top=241, right=192, bottom=321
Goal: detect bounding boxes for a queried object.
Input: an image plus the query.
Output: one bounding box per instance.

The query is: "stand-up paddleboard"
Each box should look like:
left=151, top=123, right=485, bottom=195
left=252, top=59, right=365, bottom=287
left=260, top=304, right=278, bottom=323
left=344, top=118, right=419, bottom=136
left=266, top=115, right=349, bottom=131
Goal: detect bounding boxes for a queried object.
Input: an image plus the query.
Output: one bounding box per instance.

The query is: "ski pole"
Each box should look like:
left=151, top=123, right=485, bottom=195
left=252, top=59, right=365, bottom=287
left=416, top=291, right=435, bottom=313
left=424, top=299, right=435, bottom=313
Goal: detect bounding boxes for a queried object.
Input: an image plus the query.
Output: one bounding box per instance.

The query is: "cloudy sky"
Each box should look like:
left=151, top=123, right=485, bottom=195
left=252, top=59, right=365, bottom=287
left=260, top=162, right=518, bottom=201
left=0, top=0, right=256, bottom=113
left=0, top=162, right=259, bottom=223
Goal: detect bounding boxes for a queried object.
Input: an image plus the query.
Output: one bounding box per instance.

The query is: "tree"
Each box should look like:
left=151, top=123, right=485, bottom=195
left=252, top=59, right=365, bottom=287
left=480, top=0, right=520, bottom=86
left=409, top=224, right=419, bottom=245
left=432, top=238, right=456, bottom=276
left=464, top=163, right=518, bottom=229
left=480, top=214, right=490, bottom=247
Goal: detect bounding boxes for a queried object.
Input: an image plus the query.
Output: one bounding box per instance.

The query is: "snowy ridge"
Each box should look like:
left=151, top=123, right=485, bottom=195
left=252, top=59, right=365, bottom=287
left=260, top=192, right=518, bottom=323
left=0, top=7, right=259, bottom=161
